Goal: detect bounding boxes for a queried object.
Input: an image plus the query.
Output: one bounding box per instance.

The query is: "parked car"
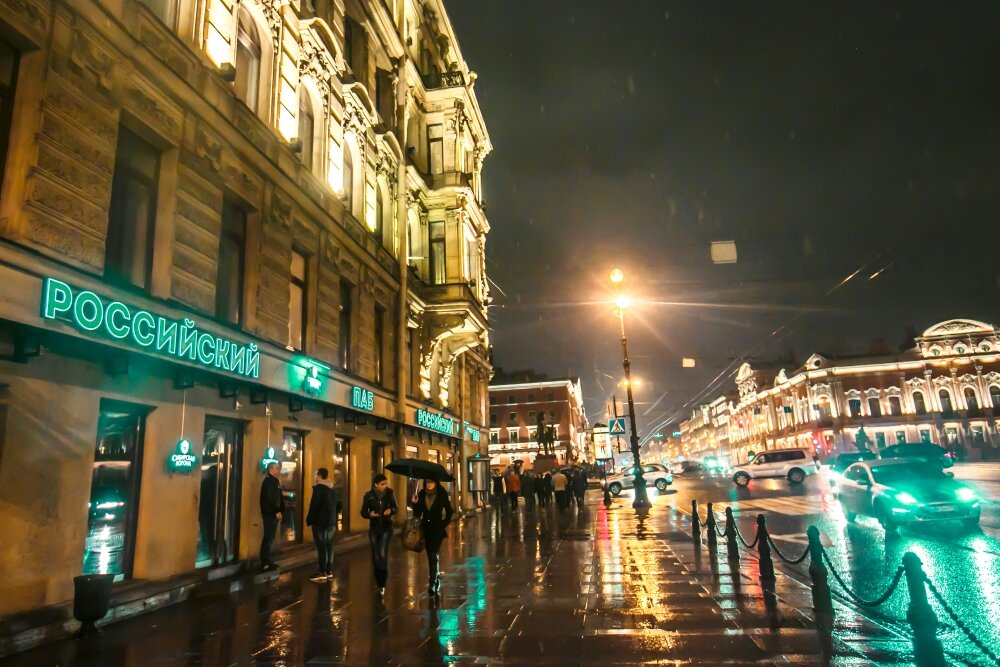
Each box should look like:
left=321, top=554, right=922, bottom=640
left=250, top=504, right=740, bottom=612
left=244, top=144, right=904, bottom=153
left=828, top=450, right=878, bottom=490
left=837, top=459, right=980, bottom=532
left=604, top=463, right=673, bottom=496
left=731, top=448, right=818, bottom=487
left=879, top=442, right=953, bottom=468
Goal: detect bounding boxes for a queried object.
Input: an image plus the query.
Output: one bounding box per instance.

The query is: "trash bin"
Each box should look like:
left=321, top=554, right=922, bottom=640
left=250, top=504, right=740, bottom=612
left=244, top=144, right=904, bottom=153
left=72, top=574, right=115, bottom=637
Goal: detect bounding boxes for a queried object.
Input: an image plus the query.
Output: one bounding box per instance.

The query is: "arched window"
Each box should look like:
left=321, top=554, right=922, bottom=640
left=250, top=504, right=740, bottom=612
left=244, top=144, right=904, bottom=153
left=965, top=387, right=979, bottom=411
left=868, top=397, right=882, bottom=417
left=888, top=396, right=902, bottom=415
left=913, top=391, right=927, bottom=415
left=298, top=89, right=315, bottom=170
left=939, top=389, right=954, bottom=414
left=847, top=398, right=862, bottom=418
left=234, top=9, right=261, bottom=113
left=990, top=385, right=1000, bottom=408
left=342, top=143, right=354, bottom=214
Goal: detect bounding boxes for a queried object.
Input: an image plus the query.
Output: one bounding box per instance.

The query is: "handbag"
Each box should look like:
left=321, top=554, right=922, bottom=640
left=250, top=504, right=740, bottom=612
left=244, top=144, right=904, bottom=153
left=401, top=516, right=424, bottom=552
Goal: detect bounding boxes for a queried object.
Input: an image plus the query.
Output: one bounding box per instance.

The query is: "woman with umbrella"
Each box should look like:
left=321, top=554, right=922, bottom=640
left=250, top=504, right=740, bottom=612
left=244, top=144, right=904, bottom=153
left=410, top=478, right=454, bottom=595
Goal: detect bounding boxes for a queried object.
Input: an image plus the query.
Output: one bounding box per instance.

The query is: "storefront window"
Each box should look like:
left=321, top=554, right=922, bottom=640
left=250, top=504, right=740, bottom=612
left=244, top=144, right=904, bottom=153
left=197, top=419, right=243, bottom=568
left=83, top=402, right=146, bottom=580
left=278, top=430, right=304, bottom=546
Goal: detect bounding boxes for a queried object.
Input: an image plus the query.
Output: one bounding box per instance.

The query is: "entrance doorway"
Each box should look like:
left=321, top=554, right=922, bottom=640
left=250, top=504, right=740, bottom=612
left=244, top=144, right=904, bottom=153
left=197, top=418, right=243, bottom=568
left=334, top=437, right=351, bottom=532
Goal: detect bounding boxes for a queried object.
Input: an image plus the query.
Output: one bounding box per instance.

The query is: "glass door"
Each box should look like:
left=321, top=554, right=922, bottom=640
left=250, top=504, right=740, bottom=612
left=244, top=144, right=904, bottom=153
left=277, top=429, right=304, bottom=546
left=333, top=437, right=352, bottom=532
left=197, top=418, right=243, bottom=568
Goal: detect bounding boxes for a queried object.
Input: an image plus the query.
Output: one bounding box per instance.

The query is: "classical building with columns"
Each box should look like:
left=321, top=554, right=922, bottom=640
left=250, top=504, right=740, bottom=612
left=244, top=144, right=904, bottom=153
left=0, top=0, right=491, bottom=647
left=727, top=320, right=1000, bottom=464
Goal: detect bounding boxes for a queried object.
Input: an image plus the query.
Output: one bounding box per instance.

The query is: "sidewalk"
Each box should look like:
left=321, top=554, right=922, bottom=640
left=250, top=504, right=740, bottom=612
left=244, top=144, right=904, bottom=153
left=5, top=494, right=913, bottom=666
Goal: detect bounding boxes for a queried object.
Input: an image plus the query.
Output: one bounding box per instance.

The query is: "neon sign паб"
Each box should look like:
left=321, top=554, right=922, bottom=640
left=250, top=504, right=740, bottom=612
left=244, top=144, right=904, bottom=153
left=351, top=386, right=374, bottom=411
left=41, top=278, right=260, bottom=379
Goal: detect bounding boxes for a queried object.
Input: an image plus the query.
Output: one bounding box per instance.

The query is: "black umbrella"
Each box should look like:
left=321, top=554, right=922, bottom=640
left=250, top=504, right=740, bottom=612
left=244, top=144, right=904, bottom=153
left=385, top=458, right=454, bottom=482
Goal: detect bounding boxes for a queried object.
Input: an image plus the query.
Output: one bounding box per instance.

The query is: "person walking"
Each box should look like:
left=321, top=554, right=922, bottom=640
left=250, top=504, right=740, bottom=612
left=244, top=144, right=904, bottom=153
left=522, top=470, right=536, bottom=511
left=536, top=471, right=549, bottom=508
left=551, top=469, right=569, bottom=513
left=259, top=461, right=285, bottom=571
left=410, top=479, right=454, bottom=596
left=360, top=474, right=398, bottom=596
left=573, top=468, right=587, bottom=508
left=505, top=468, right=522, bottom=511
left=306, top=467, right=337, bottom=581
left=490, top=469, right=506, bottom=509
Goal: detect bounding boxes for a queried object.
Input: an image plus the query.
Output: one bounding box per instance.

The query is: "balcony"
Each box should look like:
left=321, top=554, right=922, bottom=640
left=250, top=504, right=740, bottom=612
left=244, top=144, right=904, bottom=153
left=422, top=70, right=465, bottom=90
left=430, top=171, right=473, bottom=191
left=415, top=279, right=485, bottom=314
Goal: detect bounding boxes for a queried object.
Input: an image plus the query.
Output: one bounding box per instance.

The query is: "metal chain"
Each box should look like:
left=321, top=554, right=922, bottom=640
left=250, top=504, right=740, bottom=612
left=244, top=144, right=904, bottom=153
left=823, top=550, right=904, bottom=608
left=925, top=577, right=1000, bottom=667
left=767, top=535, right=810, bottom=564
left=733, top=521, right=759, bottom=549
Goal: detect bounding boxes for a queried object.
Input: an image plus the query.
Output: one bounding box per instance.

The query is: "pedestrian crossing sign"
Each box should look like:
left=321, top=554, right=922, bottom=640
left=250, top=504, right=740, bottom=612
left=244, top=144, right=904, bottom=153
left=609, top=418, right=627, bottom=436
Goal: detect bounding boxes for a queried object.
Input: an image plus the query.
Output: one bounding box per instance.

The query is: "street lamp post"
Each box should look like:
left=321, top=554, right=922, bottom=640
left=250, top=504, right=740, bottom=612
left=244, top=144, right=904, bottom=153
left=610, top=268, right=651, bottom=511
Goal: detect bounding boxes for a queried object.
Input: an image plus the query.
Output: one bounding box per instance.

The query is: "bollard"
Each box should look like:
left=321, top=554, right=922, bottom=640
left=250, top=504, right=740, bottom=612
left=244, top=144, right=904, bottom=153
left=806, top=526, right=833, bottom=622
left=706, top=502, right=718, bottom=550
left=757, top=514, right=775, bottom=583
left=902, top=552, right=946, bottom=667
left=725, top=507, right=739, bottom=562
left=691, top=500, right=702, bottom=545
left=603, top=484, right=612, bottom=507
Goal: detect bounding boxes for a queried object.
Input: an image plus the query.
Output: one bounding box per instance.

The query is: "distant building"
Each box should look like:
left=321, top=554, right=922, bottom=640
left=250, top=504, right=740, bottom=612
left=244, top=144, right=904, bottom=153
left=488, top=377, right=588, bottom=466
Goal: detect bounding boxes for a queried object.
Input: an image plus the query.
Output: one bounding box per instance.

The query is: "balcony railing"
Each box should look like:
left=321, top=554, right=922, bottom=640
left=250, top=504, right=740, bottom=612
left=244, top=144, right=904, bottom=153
left=422, top=70, right=465, bottom=89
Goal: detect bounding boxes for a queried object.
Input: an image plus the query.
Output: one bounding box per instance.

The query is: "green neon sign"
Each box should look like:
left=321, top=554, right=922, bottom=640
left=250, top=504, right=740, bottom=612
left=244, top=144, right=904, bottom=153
left=41, top=278, right=260, bottom=379
left=167, top=439, right=198, bottom=474
left=304, top=366, right=323, bottom=394
left=260, top=446, right=279, bottom=471
left=351, top=386, right=374, bottom=411
left=464, top=421, right=481, bottom=443
left=417, top=408, right=455, bottom=436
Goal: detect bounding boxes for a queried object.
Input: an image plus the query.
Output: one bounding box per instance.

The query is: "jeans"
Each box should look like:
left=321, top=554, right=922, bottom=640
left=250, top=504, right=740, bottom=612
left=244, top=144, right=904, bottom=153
left=260, top=515, right=278, bottom=566
left=369, top=527, right=392, bottom=587
left=313, top=526, right=335, bottom=573
left=425, top=534, right=445, bottom=586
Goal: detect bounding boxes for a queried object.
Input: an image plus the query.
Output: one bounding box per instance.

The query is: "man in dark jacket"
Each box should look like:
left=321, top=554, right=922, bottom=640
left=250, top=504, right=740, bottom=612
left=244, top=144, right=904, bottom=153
left=521, top=470, right=536, bottom=510
left=573, top=469, right=588, bottom=508
left=259, top=462, right=285, bottom=571
left=490, top=470, right=505, bottom=510
left=306, top=467, right=337, bottom=580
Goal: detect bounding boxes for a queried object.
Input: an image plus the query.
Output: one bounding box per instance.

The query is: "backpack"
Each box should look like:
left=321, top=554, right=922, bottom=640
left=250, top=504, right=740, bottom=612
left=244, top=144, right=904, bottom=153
left=400, top=516, right=424, bottom=552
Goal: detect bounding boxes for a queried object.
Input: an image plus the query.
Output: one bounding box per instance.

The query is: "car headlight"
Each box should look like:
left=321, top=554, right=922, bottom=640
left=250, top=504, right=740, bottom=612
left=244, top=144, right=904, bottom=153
left=956, top=488, right=977, bottom=503
left=895, top=492, right=919, bottom=506
left=829, top=471, right=841, bottom=483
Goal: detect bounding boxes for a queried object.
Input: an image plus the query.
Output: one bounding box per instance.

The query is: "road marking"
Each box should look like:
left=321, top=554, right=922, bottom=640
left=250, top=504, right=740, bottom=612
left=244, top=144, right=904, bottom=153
left=679, top=495, right=834, bottom=518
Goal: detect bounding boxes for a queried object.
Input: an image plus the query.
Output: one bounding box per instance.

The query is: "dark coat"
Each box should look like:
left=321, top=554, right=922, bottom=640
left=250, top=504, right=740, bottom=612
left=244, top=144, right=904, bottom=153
left=491, top=474, right=505, bottom=494
left=306, top=482, right=337, bottom=529
left=573, top=472, right=588, bottom=495
left=259, top=474, right=285, bottom=517
left=410, top=489, right=454, bottom=542
left=521, top=473, right=536, bottom=494
left=360, top=488, right=398, bottom=531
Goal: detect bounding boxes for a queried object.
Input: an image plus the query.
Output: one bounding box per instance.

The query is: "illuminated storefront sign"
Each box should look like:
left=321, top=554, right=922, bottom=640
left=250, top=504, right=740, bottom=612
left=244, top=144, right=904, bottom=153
left=416, top=408, right=455, bottom=436
left=351, top=386, right=374, bottom=411
left=304, top=367, right=323, bottom=394
left=260, top=446, right=279, bottom=471
left=464, top=421, right=481, bottom=442
left=167, top=439, right=198, bottom=474
left=40, top=278, right=261, bottom=379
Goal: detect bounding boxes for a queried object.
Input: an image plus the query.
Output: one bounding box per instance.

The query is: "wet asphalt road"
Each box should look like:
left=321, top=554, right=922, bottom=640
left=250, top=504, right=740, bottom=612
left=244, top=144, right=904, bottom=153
left=658, top=462, right=1000, bottom=666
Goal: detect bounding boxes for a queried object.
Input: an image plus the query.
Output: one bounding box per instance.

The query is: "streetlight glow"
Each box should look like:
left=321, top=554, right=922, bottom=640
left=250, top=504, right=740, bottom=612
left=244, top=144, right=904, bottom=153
left=610, top=268, right=624, bottom=284
left=615, top=294, right=631, bottom=310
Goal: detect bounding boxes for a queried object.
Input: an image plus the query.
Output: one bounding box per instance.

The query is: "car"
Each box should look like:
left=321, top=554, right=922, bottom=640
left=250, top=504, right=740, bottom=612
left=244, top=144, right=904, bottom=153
left=827, top=450, right=878, bottom=489
left=702, top=456, right=732, bottom=475
left=879, top=442, right=953, bottom=468
left=731, top=448, right=817, bottom=487
left=837, top=459, right=980, bottom=532
left=604, top=463, right=673, bottom=496
left=673, top=461, right=703, bottom=475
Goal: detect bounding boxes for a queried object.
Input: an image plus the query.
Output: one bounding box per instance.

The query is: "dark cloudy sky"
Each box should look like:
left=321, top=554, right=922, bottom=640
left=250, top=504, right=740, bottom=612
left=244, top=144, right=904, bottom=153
left=445, top=1, right=1000, bottom=439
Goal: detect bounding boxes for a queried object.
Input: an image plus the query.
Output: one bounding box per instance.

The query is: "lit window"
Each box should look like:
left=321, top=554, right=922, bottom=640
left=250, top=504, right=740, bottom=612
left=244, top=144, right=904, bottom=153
left=298, top=89, right=314, bottom=171
left=234, top=10, right=261, bottom=113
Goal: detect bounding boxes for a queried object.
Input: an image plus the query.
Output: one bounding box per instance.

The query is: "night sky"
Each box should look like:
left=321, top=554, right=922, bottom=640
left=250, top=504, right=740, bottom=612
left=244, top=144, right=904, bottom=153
left=445, top=1, right=1000, bottom=439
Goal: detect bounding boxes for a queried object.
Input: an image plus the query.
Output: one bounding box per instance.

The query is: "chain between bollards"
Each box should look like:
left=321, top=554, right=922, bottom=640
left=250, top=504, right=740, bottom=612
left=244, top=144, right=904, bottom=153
left=705, top=503, right=718, bottom=550
left=902, top=552, right=946, bottom=667
left=691, top=500, right=702, bottom=546
left=756, top=514, right=775, bottom=583
left=724, top=507, right=739, bottom=562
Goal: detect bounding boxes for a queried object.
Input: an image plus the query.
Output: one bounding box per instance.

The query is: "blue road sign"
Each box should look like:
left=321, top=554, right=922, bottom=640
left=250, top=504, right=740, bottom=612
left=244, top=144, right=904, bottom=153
left=609, top=418, right=627, bottom=436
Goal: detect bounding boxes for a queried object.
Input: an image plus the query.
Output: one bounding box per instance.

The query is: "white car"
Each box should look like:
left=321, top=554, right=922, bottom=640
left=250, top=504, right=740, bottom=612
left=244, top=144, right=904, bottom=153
left=732, top=448, right=818, bottom=487
left=604, top=464, right=673, bottom=495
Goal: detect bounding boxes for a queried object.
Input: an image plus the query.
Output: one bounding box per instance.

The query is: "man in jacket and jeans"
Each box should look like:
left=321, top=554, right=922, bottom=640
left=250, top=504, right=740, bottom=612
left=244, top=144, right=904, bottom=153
left=306, top=467, right=337, bottom=580
left=259, top=461, right=285, bottom=571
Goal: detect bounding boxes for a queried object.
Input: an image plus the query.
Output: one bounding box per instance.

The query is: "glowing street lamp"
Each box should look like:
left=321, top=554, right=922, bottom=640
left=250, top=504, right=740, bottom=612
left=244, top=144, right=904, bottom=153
left=609, top=268, right=651, bottom=512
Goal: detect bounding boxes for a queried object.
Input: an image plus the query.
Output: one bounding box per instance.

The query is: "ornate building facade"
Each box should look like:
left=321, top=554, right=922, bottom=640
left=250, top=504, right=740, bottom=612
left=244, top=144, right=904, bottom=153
left=726, top=320, right=1000, bottom=464
left=0, top=0, right=491, bottom=642
left=487, top=378, right=588, bottom=468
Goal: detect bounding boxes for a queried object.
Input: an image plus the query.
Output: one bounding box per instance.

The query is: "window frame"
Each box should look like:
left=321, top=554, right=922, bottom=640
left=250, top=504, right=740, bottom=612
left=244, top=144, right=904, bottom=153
left=287, top=249, right=308, bottom=351
left=338, top=279, right=354, bottom=371
left=234, top=8, right=262, bottom=113
left=216, top=200, right=247, bottom=325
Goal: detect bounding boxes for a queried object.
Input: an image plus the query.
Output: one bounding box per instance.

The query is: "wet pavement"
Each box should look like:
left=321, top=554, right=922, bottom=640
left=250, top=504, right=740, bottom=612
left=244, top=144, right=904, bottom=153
left=10, top=478, right=997, bottom=666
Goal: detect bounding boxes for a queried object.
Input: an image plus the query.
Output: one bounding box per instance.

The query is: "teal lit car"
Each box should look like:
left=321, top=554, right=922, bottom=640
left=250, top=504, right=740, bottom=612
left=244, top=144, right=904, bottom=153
left=827, top=450, right=877, bottom=491
left=837, top=460, right=980, bottom=532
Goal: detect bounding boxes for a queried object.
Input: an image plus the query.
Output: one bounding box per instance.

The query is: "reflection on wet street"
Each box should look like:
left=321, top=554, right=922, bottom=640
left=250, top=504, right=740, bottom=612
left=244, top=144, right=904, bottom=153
left=15, top=475, right=1000, bottom=665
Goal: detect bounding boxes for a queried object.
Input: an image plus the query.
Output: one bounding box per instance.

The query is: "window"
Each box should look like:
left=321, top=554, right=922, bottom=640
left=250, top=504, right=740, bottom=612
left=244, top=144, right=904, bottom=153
left=83, top=401, right=146, bottom=580
left=298, top=89, right=314, bottom=170
left=489, top=430, right=499, bottom=445
left=508, top=395, right=515, bottom=404
left=344, top=18, right=367, bottom=85
left=0, top=39, right=16, bottom=188
left=919, top=429, right=931, bottom=443
left=216, top=202, right=246, bottom=324
left=139, top=0, right=178, bottom=28
left=527, top=393, right=535, bottom=402
left=489, top=396, right=496, bottom=405
left=338, top=279, right=353, bottom=370
left=875, top=432, right=886, bottom=448
left=895, top=430, right=907, bottom=444
left=105, top=126, right=159, bottom=289
left=939, top=389, right=954, bottom=414
left=888, top=396, right=902, bottom=415
left=548, top=410, right=556, bottom=422
left=234, top=9, right=261, bottom=112
left=847, top=398, right=862, bottom=417
left=489, top=413, right=497, bottom=427
left=965, top=388, right=979, bottom=411
left=342, top=143, right=354, bottom=214
left=508, top=411, right=516, bottom=422
left=374, top=305, right=385, bottom=385
left=913, top=391, right=927, bottom=415
left=288, top=250, right=307, bottom=350
left=507, top=428, right=518, bottom=443
left=428, top=124, right=443, bottom=173
left=815, top=400, right=832, bottom=419
left=527, top=410, right=535, bottom=421
left=868, top=397, right=882, bottom=417
left=991, top=386, right=1000, bottom=408
left=528, top=426, right=537, bottom=441
left=429, top=221, right=445, bottom=284
left=546, top=392, right=555, bottom=401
